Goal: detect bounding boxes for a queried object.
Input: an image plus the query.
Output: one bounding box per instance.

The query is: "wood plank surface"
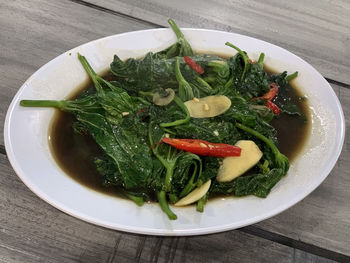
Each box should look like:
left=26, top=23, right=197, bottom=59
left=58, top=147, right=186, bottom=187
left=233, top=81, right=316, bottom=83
left=84, top=0, right=350, bottom=85
left=0, top=0, right=350, bottom=262
left=0, top=0, right=154, bottom=146
left=0, top=154, right=335, bottom=263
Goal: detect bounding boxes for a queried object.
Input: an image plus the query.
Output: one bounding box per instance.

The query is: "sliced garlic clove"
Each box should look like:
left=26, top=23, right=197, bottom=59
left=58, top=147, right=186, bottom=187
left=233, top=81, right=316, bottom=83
left=216, top=140, right=263, bottom=182
left=174, top=180, right=211, bottom=206
left=184, top=95, right=231, bottom=118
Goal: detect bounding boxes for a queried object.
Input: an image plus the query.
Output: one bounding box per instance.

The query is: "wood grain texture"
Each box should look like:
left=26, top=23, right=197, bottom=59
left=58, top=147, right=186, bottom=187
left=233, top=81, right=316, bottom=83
left=0, top=154, right=335, bottom=263
left=0, top=0, right=350, bottom=262
left=0, top=0, right=154, bottom=145
left=85, top=0, right=350, bottom=85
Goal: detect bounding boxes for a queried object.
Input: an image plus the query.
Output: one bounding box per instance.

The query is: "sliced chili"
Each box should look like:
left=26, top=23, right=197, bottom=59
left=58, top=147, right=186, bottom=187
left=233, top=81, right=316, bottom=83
left=252, top=82, right=280, bottom=114
left=266, top=100, right=280, bottom=114
left=253, top=83, right=278, bottom=101
left=161, top=138, right=241, bottom=157
left=136, top=107, right=147, bottom=114
left=184, top=56, right=204, bottom=75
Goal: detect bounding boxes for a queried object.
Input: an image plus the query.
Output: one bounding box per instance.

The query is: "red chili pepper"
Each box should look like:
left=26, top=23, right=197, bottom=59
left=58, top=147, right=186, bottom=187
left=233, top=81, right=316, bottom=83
left=161, top=138, right=241, bottom=157
left=184, top=56, right=204, bottom=75
left=253, top=83, right=278, bottom=101
left=249, top=59, right=253, bottom=64
left=252, top=82, right=280, bottom=114
left=266, top=100, right=281, bottom=114
left=136, top=107, right=147, bottom=114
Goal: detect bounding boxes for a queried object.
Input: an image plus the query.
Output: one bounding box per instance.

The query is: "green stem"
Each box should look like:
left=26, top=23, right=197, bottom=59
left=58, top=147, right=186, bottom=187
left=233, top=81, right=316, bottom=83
left=236, top=122, right=289, bottom=173
left=286, top=71, right=298, bottom=81
left=225, top=42, right=250, bottom=81
left=235, top=122, right=279, bottom=156
left=20, top=100, right=63, bottom=108
left=168, top=19, right=184, bottom=39
left=139, top=91, right=154, bottom=98
left=175, top=57, right=194, bottom=101
left=208, top=61, right=229, bottom=78
left=157, top=191, right=177, bottom=220
left=148, top=123, right=167, bottom=168
left=196, top=193, right=208, bottom=212
left=134, top=96, right=151, bottom=106
left=208, top=61, right=226, bottom=70
left=164, top=166, right=174, bottom=192
left=224, top=76, right=233, bottom=91
left=179, top=178, right=196, bottom=198
left=123, top=192, right=144, bottom=206
left=179, top=161, right=199, bottom=198
left=258, top=53, right=265, bottom=70
left=78, top=53, right=103, bottom=93
left=168, top=193, right=179, bottom=204
left=78, top=53, right=97, bottom=75
left=160, top=127, right=176, bottom=135
left=168, top=19, right=193, bottom=56
left=195, top=76, right=213, bottom=94
left=148, top=122, right=176, bottom=192
left=78, top=53, right=125, bottom=93
left=204, top=76, right=216, bottom=83
left=160, top=96, right=190, bottom=128
left=166, top=43, right=180, bottom=58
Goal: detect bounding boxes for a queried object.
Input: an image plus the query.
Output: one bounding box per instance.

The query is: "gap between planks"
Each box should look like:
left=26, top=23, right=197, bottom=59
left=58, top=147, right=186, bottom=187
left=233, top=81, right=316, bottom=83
left=240, top=225, right=350, bottom=263
left=0, top=146, right=348, bottom=262
left=0, top=145, right=6, bottom=155
left=68, top=0, right=350, bottom=91
left=69, top=0, right=163, bottom=28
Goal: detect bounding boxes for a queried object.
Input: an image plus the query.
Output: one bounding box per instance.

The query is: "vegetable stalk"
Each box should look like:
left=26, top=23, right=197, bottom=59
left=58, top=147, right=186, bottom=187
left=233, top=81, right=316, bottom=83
left=160, top=96, right=190, bottom=128
left=20, top=100, right=63, bottom=108
left=157, top=191, right=177, bottom=220
left=167, top=19, right=194, bottom=56
left=225, top=42, right=250, bottom=81
left=175, top=57, right=194, bottom=101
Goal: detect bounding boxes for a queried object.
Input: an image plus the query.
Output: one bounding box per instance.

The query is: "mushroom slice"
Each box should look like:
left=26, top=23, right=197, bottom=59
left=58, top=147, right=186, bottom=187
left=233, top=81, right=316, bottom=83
left=184, top=95, right=231, bottom=118
left=216, top=140, right=263, bottom=182
left=153, top=88, right=175, bottom=106
left=174, top=180, right=211, bottom=207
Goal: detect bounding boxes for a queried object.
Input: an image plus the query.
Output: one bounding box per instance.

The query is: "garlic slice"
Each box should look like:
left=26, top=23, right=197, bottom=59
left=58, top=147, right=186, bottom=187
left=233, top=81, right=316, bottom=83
left=184, top=95, right=231, bottom=118
left=216, top=140, right=263, bottom=182
left=174, top=180, right=211, bottom=206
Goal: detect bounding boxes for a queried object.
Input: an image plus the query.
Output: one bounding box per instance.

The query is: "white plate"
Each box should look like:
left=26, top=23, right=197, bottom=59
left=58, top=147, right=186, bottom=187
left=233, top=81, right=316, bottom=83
left=4, top=28, right=345, bottom=236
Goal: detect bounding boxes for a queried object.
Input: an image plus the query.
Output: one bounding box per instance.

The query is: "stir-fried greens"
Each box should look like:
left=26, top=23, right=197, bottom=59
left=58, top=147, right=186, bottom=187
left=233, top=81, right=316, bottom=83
left=20, top=19, right=303, bottom=220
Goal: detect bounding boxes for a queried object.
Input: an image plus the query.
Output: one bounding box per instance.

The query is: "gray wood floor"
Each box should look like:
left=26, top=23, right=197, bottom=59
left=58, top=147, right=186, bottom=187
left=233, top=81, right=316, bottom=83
left=0, top=0, right=349, bottom=262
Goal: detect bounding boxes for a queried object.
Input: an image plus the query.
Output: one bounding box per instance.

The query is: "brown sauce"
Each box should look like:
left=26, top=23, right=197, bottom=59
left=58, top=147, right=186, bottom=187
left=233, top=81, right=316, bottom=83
left=271, top=82, right=310, bottom=161
left=49, top=70, right=310, bottom=198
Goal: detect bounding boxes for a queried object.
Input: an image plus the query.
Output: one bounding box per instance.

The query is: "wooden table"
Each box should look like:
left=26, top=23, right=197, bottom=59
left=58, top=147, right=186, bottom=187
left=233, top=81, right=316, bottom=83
left=1, top=1, right=349, bottom=262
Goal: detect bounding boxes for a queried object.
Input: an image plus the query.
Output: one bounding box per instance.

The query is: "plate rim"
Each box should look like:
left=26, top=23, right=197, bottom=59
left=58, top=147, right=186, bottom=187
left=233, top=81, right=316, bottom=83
left=4, top=28, right=346, bottom=236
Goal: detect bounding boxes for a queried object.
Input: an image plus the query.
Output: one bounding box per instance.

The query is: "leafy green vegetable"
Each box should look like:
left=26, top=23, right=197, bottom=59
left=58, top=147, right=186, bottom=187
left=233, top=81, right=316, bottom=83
left=160, top=18, right=194, bottom=58
left=225, top=42, right=250, bottom=81
left=19, top=18, right=307, bottom=220
left=172, top=118, right=238, bottom=144
left=281, top=102, right=302, bottom=116
left=175, top=57, right=194, bottom=101
left=234, top=168, right=285, bottom=197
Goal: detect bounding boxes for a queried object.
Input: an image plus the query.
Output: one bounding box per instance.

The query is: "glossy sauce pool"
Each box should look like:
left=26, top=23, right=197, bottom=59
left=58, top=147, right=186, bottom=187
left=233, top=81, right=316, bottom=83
left=49, top=71, right=311, bottom=198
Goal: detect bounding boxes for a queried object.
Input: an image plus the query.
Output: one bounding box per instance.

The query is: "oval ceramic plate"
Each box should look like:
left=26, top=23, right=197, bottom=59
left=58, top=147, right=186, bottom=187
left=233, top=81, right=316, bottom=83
left=4, top=28, right=345, bottom=235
